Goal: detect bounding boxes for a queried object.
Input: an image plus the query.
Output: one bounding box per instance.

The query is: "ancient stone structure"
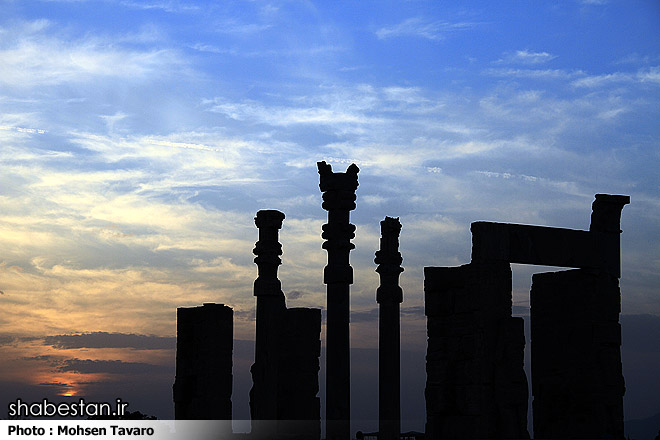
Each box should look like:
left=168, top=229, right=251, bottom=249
left=318, top=161, right=359, bottom=440
left=375, top=217, right=404, bottom=440
left=250, top=210, right=322, bottom=440
left=424, top=194, right=629, bottom=439
left=250, top=210, right=286, bottom=435
left=276, top=307, right=322, bottom=438
left=173, top=302, right=233, bottom=424
left=425, top=262, right=529, bottom=439
left=531, top=194, right=629, bottom=439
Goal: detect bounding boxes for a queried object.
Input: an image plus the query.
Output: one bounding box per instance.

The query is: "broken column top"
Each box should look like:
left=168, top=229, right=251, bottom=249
left=375, top=217, right=403, bottom=268
left=376, top=216, right=404, bottom=304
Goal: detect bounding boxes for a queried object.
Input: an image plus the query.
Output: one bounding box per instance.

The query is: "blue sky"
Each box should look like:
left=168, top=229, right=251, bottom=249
left=1, top=0, right=659, bottom=433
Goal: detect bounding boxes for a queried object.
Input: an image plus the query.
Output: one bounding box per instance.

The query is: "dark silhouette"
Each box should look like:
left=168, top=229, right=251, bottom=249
left=318, top=161, right=359, bottom=440
left=375, top=217, right=404, bottom=440
left=250, top=209, right=286, bottom=434
left=424, top=194, right=628, bottom=439
left=169, top=161, right=633, bottom=440
left=250, top=210, right=321, bottom=440
left=172, top=302, right=233, bottom=426
left=531, top=194, right=629, bottom=439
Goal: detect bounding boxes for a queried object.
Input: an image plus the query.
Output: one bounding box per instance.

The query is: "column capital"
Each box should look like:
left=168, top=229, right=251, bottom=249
left=317, top=161, right=360, bottom=195
left=590, top=194, right=630, bottom=234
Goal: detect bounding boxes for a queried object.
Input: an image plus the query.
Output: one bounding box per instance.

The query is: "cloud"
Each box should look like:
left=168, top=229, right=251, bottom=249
left=483, top=67, right=581, bottom=80
left=118, top=1, right=201, bottom=13
left=375, top=17, right=478, bottom=41
left=215, top=20, right=272, bottom=35
left=0, top=20, right=186, bottom=87
left=571, top=72, right=633, bottom=88
left=580, top=0, right=608, bottom=4
left=571, top=67, right=660, bottom=88
left=43, top=332, right=176, bottom=350
left=58, top=358, right=172, bottom=375
left=209, top=100, right=376, bottom=126
left=498, top=50, right=557, bottom=65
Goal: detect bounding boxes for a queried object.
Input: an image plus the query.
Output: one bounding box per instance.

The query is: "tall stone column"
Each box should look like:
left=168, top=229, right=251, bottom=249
left=250, top=210, right=286, bottom=433
left=318, top=161, right=359, bottom=440
left=375, top=217, right=403, bottom=440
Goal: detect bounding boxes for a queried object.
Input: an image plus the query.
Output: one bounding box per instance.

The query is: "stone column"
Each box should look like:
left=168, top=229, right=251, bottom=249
left=318, top=161, right=359, bottom=440
left=375, top=217, right=403, bottom=440
left=250, top=210, right=286, bottom=432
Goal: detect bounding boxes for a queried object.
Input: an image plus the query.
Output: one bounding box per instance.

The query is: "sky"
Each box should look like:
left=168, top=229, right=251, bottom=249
left=1, top=0, right=659, bottom=435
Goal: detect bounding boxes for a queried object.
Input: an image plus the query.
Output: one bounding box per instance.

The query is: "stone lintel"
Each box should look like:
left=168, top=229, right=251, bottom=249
left=470, top=222, right=622, bottom=277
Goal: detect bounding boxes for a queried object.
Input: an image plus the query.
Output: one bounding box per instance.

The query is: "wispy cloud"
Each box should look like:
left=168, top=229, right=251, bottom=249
left=571, top=67, right=660, bottom=88
left=44, top=332, right=175, bottom=350
left=497, top=50, right=557, bottom=65
left=207, top=99, right=378, bottom=126
left=375, top=17, right=478, bottom=41
left=0, top=20, right=186, bottom=87
left=483, top=67, right=582, bottom=80
left=215, top=20, right=272, bottom=35
left=118, top=0, right=200, bottom=13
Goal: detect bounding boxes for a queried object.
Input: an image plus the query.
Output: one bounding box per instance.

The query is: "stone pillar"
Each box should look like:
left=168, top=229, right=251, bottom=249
left=531, top=269, right=625, bottom=439
left=173, top=302, right=233, bottom=426
left=531, top=194, right=629, bottom=439
left=318, top=161, right=359, bottom=440
left=375, top=217, right=403, bottom=440
left=250, top=210, right=286, bottom=431
left=424, top=263, right=529, bottom=439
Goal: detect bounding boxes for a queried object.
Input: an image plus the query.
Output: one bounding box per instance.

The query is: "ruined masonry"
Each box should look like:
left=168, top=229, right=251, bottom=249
left=173, top=302, right=233, bottom=427
left=172, top=161, right=629, bottom=440
left=530, top=194, right=629, bottom=439
left=424, top=194, right=628, bottom=439
left=250, top=209, right=321, bottom=440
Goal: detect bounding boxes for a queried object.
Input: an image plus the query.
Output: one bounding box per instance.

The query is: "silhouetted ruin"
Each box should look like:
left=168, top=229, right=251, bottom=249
left=318, top=161, right=359, bottom=440
left=250, top=210, right=321, bottom=439
left=171, top=161, right=630, bottom=440
left=425, top=262, right=529, bottom=439
left=375, top=217, right=404, bottom=440
left=173, top=302, right=233, bottom=425
left=531, top=194, right=629, bottom=439
left=425, top=193, right=628, bottom=439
